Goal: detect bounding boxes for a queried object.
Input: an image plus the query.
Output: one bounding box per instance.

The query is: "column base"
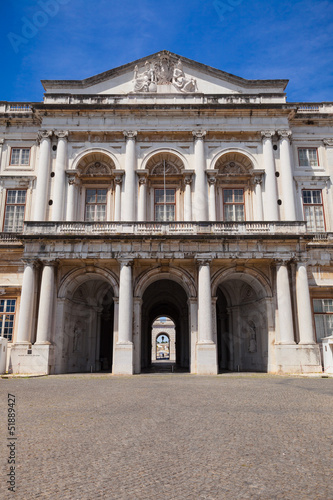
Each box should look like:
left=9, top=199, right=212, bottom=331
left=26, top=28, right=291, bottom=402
left=113, top=342, right=133, bottom=375
left=9, top=344, right=54, bottom=375
left=274, top=344, right=322, bottom=374
left=196, top=342, right=218, bottom=375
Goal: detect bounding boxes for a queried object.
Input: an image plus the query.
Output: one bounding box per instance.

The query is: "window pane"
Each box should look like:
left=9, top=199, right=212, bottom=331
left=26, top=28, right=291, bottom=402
left=165, top=205, right=175, bottom=221
left=97, top=189, right=107, bottom=204
left=312, top=191, right=322, bottom=204
left=21, top=149, right=30, bottom=165
left=85, top=205, right=95, bottom=221
left=86, top=189, right=96, bottom=204
left=235, top=205, right=245, bottom=221
left=224, top=205, right=234, bottom=221
left=313, top=299, right=323, bottom=313
left=223, top=190, right=233, bottom=203
left=234, top=190, right=244, bottom=203
left=155, top=189, right=164, bottom=204
left=314, top=315, right=326, bottom=342
left=11, top=149, right=20, bottom=165
left=302, top=191, right=312, bottom=204
left=155, top=205, right=164, bottom=221
left=165, top=189, right=175, bottom=203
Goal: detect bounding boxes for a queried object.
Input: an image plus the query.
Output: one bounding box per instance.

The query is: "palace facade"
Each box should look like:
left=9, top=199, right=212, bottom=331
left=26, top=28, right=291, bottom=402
left=1, top=51, right=333, bottom=375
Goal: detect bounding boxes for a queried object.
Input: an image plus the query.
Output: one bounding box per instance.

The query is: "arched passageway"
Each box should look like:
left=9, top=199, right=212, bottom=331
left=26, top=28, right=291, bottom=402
left=141, top=280, right=189, bottom=372
left=61, top=278, right=114, bottom=373
left=216, top=277, right=269, bottom=372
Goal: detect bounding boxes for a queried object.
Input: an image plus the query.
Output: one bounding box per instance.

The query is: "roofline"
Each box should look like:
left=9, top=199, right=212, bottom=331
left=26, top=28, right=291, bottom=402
left=41, top=50, right=289, bottom=91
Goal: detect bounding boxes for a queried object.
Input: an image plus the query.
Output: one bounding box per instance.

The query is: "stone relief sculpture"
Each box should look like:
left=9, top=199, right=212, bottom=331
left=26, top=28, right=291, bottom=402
left=133, top=55, right=198, bottom=93
left=248, top=321, right=257, bottom=353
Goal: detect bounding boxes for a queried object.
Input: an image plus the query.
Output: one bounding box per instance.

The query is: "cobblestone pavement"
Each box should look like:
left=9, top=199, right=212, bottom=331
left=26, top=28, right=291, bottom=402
left=0, top=373, right=332, bottom=500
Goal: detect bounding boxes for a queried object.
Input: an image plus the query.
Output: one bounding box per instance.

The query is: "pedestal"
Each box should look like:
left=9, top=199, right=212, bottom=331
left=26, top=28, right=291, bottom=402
left=113, top=342, right=133, bottom=375
left=274, top=344, right=322, bottom=374
left=10, top=344, right=54, bottom=375
left=196, top=342, right=218, bottom=375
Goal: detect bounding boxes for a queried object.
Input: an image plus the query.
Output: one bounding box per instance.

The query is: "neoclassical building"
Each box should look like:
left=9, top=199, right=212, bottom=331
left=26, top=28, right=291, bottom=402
left=0, top=51, right=332, bottom=375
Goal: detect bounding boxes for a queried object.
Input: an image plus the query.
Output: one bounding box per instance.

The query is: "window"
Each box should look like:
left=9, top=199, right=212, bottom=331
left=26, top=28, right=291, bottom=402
left=223, top=189, right=245, bottom=221
left=302, top=190, right=325, bottom=232
left=85, top=189, right=107, bottom=221
left=3, top=190, right=26, bottom=232
left=10, top=148, right=30, bottom=166
left=154, top=189, right=175, bottom=221
left=298, top=148, right=319, bottom=167
left=0, top=299, right=16, bottom=341
left=313, top=299, right=333, bottom=342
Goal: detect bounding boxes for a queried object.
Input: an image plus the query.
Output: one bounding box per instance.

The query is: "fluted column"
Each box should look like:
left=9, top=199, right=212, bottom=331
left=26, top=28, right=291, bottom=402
left=137, top=172, right=148, bottom=222
left=296, top=263, right=316, bottom=344
left=122, top=131, right=137, bottom=221
left=276, top=262, right=295, bottom=344
left=16, top=260, right=36, bottom=344
left=35, top=261, right=56, bottom=344
left=118, top=259, right=133, bottom=344
left=197, top=258, right=214, bottom=343
left=261, top=131, right=279, bottom=221
left=278, top=130, right=297, bottom=220
left=66, top=175, right=77, bottom=221
left=254, top=175, right=264, bottom=221
left=34, top=130, right=52, bottom=221
left=193, top=130, right=209, bottom=221
left=114, top=173, right=123, bottom=222
left=52, top=131, right=68, bottom=221
left=207, top=174, right=217, bottom=222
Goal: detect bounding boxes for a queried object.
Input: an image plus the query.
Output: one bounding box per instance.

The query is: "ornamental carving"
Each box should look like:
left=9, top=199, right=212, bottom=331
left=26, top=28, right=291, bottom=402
left=323, top=138, right=333, bottom=147
left=151, top=162, right=180, bottom=175
left=220, top=161, right=247, bottom=175
left=37, top=130, right=53, bottom=142
left=85, top=162, right=111, bottom=176
left=133, top=54, right=198, bottom=93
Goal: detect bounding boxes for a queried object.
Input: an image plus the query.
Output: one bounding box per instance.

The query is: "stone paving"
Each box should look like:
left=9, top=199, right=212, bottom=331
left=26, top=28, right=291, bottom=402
left=0, top=373, right=332, bottom=500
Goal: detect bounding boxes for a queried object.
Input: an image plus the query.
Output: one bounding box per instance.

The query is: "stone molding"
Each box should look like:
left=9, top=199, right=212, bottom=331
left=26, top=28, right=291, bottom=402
left=323, top=138, right=333, bottom=147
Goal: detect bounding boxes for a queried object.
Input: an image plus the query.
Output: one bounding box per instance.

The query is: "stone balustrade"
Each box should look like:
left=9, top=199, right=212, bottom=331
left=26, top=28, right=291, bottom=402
left=21, top=221, right=308, bottom=237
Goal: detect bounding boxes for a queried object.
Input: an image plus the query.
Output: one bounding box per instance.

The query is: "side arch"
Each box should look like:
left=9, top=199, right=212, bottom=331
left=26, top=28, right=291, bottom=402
left=70, top=147, right=122, bottom=171
left=140, top=147, right=190, bottom=171
left=58, top=266, right=119, bottom=299
left=210, top=147, right=260, bottom=171
left=211, top=266, right=272, bottom=299
left=134, top=265, right=197, bottom=299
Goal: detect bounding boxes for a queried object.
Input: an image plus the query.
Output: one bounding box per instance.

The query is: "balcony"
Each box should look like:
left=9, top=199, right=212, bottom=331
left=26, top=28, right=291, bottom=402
left=22, top=221, right=308, bottom=238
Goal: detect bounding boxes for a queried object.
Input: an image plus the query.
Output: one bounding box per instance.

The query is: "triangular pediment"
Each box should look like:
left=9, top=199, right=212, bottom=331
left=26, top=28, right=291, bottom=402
left=41, top=50, right=288, bottom=96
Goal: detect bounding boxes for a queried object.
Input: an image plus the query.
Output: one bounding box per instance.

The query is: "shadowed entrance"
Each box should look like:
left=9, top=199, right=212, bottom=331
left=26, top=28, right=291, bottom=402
left=141, top=279, right=189, bottom=372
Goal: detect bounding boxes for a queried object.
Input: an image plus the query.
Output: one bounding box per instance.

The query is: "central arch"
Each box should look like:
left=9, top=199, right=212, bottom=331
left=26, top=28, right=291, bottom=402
left=141, top=279, right=190, bottom=372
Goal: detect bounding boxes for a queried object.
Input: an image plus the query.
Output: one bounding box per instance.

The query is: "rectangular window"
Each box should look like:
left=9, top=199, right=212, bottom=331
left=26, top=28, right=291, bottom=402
left=223, top=189, right=245, bottom=221
left=10, top=148, right=30, bottom=166
left=313, top=299, right=333, bottom=342
left=85, top=188, right=107, bottom=221
left=0, top=299, right=16, bottom=342
left=3, top=190, right=26, bottom=232
left=154, top=189, right=175, bottom=221
left=302, top=190, right=325, bottom=232
left=298, top=148, right=319, bottom=167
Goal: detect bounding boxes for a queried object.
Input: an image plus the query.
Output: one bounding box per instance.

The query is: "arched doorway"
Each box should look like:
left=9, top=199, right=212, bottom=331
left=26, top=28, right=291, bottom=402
left=141, top=280, right=189, bottom=372
left=216, top=275, right=269, bottom=372
left=60, top=278, right=114, bottom=373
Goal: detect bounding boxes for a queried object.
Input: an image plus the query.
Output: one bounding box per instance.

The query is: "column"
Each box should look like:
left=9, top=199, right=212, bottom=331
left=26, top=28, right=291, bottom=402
left=137, top=174, right=148, bottom=222
left=196, top=257, right=218, bottom=374
left=35, top=262, right=56, bottom=344
left=16, top=260, right=36, bottom=344
left=276, top=262, right=295, bottom=344
left=183, top=173, right=193, bottom=221
left=52, top=131, right=68, bottom=221
left=34, top=130, right=52, bottom=221
left=114, top=173, right=123, bottom=222
left=122, top=131, right=137, bottom=221
left=193, top=130, right=209, bottom=221
left=0, top=139, right=4, bottom=168
left=207, top=174, right=217, bottom=222
left=66, top=175, right=77, bottom=221
left=296, top=263, right=316, bottom=344
left=261, top=131, right=279, bottom=221
left=113, top=259, right=134, bottom=375
left=254, top=175, right=264, bottom=221
left=278, top=130, right=297, bottom=220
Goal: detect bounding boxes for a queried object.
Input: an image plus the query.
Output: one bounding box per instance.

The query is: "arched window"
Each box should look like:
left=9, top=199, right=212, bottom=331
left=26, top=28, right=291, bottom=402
left=145, top=153, right=185, bottom=221
left=214, top=152, right=255, bottom=221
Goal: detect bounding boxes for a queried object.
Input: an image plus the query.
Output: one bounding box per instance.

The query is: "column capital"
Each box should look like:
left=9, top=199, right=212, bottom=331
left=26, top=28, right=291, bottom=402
left=139, top=177, right=147, bottom=186
left=123, top=130, right=137, bottom=139
left=207, top=176, right=217, bottom=185
left=261, top=130, right=275, bottom=140
left=0, top=138, right=4, bottom=146
left=323, top=138, right=333, bottom=147
left=192, top=130, right=207, bottom=139
left=37, top=130, right=53, bottom=142
left=22, top=258, right=39, bottom=268
left=39, top=259, right=59, bottom=268
left=54, top=130, right=69, bottom=139
left=196, top=255, right=212, bottom=266
left=118, top=258, right=134, bottom=266
left=277, top=129, right=292, bottom=140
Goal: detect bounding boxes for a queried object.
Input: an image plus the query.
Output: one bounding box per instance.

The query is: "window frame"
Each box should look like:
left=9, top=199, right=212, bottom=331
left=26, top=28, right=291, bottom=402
left=312, top=298, right=333, bottom=343
left=0, top=298, right=17, bottom=342
left=298, top=148, right=319, bottom=168
left=302, top=189, right=326, bottom=232
left=3, top=189, right=27, bottom=232
left=222, top=187, right=246, bottom=222
left=84, top=187, right=108, bottom=222
left=154, top=187, right=176, bottom=222
left=9, top=147, right=31, bottom=166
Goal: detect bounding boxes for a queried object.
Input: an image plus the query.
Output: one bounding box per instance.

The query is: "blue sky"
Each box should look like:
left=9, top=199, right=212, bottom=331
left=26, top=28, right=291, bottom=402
left=1, top=0, right=332, bottom=103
